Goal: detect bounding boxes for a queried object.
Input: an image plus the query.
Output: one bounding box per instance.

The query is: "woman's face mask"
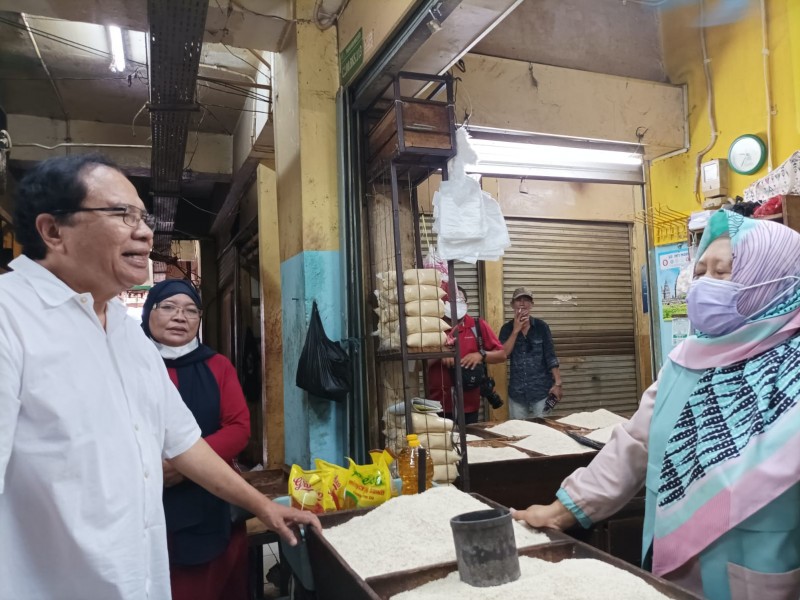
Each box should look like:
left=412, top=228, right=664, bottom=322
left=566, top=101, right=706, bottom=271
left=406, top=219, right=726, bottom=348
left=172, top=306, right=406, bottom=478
left=688, top=275, right=800, bottom=336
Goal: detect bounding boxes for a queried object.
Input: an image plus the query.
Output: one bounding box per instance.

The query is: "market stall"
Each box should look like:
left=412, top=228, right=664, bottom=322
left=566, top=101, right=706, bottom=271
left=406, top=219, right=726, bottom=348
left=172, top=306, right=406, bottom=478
left=461, top=412, right=646, bottom=566
left=301, top=486, right=697, bottom=600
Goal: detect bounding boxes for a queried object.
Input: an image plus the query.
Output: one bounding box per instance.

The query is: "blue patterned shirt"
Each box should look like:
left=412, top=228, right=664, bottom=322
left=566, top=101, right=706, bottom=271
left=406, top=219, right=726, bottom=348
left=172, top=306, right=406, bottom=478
left=499, top=318, right=559, bottom=404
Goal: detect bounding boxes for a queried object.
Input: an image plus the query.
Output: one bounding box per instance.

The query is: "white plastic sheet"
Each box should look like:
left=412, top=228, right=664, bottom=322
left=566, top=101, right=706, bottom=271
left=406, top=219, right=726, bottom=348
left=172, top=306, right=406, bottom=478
left=432, top=127, right=511, bottom=262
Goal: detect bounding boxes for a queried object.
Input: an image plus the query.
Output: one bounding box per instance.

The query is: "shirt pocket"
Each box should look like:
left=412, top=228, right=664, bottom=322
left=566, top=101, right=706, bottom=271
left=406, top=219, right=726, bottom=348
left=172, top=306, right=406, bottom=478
left=729, top=563, right=800, bottom=600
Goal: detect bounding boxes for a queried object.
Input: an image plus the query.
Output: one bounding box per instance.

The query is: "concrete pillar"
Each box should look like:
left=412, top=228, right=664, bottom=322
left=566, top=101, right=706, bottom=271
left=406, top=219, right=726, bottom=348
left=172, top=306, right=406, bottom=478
left=256, top=164, right=286, bottom=469
left=483, top=258, right=508, bottom=422
left=273, top=1, right=343, bottom=469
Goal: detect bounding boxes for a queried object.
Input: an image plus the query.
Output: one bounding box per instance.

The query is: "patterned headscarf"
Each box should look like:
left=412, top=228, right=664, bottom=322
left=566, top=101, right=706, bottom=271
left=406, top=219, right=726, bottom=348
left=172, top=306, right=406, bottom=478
left=670, top=210, right=800, bottom=369
left=697, top=210, right=800, bottom=316
left=652, top=210, right=800, bottom=576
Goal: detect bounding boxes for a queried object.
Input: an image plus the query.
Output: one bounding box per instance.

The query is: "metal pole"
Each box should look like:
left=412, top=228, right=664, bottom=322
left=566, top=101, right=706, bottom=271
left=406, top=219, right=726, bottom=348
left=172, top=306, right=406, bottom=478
left=390, top=161, right=413, bottom=434
left=447, top=257, right=469, bottom=492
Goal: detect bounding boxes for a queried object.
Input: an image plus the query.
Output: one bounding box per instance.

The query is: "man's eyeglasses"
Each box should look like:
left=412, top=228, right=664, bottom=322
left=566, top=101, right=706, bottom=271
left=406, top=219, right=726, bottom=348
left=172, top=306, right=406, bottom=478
left=51, top=204, right=156, bottom=230
left=154, top=302, right=202, bottom=320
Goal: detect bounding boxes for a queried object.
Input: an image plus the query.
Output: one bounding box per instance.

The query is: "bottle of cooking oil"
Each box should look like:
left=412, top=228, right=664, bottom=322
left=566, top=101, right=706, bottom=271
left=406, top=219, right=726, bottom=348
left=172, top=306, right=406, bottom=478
left=398, top=433, right=434, bottom=495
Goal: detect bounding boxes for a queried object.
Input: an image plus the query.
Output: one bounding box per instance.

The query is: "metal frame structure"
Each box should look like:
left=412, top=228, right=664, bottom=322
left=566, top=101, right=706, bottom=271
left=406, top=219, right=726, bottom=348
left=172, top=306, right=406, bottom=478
left=365, top=71, right=472, bottom=491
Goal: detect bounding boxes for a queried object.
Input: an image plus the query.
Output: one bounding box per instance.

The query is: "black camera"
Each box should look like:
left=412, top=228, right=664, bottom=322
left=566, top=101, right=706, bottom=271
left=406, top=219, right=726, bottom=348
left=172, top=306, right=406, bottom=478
left=480, top=376, right=504, bottom=409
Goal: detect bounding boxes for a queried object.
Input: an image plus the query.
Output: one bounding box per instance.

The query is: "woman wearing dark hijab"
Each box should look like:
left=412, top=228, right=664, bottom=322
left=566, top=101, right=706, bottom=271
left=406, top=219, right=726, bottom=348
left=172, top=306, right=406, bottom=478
left=142, top=279, right=250, bottom=600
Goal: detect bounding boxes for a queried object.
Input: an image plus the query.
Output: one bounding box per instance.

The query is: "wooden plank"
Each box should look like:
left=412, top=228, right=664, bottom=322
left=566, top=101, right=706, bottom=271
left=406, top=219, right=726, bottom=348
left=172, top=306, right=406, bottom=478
left=783, top=195, right=800, bottom=234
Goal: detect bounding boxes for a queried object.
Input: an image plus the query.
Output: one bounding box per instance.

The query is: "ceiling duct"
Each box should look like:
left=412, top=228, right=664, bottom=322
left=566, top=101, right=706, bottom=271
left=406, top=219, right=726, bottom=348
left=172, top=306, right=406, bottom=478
left=147, top=0, right=208, bottom=275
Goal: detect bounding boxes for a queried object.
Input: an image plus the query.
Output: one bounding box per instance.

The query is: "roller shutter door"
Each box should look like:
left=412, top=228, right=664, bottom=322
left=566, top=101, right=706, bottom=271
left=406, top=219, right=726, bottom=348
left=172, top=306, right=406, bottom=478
left=503, top=219, right=638, bottom=415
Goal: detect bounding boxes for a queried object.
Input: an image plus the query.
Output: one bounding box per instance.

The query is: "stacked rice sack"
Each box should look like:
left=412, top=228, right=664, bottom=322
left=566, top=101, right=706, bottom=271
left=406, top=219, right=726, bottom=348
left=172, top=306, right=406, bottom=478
left=374, top=269, right=449, bottom=351
left=384, top=399, right=461, bottom=485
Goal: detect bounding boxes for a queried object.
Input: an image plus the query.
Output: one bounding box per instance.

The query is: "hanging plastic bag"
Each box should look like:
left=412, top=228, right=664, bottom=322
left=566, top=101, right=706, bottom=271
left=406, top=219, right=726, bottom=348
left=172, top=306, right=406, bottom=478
left=296, top=301, right=351, bottom=401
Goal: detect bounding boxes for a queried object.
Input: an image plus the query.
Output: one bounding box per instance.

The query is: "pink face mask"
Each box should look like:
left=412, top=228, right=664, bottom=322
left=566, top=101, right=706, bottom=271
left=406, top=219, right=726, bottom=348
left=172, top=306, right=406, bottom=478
left=687, top=275, right=800, bottom=336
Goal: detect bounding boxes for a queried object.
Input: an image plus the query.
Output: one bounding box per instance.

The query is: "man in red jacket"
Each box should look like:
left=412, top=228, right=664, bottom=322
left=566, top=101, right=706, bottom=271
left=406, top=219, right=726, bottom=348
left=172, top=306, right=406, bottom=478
left=426, top=286, right=505, bottom=424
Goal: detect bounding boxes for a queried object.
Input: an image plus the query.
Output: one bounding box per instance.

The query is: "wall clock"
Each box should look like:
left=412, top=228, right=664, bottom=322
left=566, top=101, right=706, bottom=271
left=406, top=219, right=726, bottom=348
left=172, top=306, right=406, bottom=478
left=728, top=134, right=767, bottom=175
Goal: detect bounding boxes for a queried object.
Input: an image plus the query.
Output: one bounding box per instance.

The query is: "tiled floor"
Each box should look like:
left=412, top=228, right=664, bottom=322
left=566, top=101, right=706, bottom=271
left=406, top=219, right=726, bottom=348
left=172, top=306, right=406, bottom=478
left=261, top=542, right=282, bottom=599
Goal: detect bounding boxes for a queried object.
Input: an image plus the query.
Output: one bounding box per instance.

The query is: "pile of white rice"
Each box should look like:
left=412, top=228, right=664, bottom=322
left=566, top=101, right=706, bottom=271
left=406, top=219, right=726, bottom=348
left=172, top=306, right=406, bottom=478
left=510, top=428, right=594, bottom=456
left=466, top=445, right=530, bottom=463
left=557, top=409, right=628, bottom=430
left=585, top=424, right=619, bottom=445
left=486, top=419, right=548, bottom=438
left=390, top=556, right=671, bottom=599
left=324, top=487, right=549, bottom=579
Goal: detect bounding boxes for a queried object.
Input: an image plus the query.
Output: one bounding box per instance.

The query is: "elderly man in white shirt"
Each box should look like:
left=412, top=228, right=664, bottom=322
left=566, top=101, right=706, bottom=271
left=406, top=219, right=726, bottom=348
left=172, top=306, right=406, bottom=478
left=0, top=154, right=321, bottom=600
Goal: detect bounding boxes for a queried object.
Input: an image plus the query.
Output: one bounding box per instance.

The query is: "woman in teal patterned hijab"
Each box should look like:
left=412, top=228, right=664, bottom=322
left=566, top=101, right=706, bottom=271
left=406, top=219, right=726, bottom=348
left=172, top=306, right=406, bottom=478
left=513, top=210, right=800, bottom=599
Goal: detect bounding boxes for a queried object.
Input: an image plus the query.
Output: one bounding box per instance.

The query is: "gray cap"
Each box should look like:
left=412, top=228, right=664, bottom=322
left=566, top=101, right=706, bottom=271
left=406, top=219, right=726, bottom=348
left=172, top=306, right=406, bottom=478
left=511, top=286, right=534, bottom=301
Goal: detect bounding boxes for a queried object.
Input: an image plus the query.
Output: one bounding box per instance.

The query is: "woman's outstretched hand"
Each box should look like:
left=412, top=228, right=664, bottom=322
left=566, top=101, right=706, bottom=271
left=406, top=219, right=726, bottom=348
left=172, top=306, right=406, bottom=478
left=511, top=500, right=577, bottom=531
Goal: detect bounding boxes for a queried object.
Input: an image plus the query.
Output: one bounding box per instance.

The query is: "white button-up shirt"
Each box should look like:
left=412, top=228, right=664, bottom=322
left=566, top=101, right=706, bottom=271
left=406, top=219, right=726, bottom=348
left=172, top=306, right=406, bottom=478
left=0, top=256, right=201, bottom=600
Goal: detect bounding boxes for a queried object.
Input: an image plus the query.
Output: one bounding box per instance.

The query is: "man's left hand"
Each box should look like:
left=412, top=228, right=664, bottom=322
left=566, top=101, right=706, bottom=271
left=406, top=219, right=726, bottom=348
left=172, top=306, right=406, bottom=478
left=163, top=459, right=185, bottom=487
left=461, top=352, right=484, bottom=369
left=257, top=501, right=323, bottom=546
left=548, top=384, right=563, bottom=401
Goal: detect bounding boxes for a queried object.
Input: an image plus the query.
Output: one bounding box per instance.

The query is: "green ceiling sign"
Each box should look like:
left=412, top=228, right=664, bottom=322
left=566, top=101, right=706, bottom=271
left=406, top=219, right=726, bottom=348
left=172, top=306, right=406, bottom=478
left=340, top=28, right=363, bottom=85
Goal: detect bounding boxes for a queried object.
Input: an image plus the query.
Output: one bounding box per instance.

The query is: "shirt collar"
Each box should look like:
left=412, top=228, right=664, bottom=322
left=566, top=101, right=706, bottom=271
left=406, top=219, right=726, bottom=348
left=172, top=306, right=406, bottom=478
left=455, top=313, right=476, bottom=331
left=9, top=255, right=82, bottom=307
left=9, top=256, right=127, bottom=321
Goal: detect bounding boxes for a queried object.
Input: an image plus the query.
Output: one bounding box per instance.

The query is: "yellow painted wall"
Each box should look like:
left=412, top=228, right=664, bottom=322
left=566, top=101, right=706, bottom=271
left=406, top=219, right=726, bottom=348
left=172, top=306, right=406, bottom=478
left=273, top=6, right=340, bottom=260
left=650, top=0, right=799, bottom=240
left=256, top=164, right=285, bottom=469
left=456, top=54, right=686, bottom=159
left=336, top=0, right=417, bottom=81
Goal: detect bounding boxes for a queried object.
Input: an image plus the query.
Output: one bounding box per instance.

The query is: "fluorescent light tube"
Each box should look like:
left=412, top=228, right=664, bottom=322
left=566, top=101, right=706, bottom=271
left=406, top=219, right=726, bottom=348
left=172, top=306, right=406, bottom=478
left=469, top=139, right=642, bottom=168
left=108, top=25, right=126, bottom=72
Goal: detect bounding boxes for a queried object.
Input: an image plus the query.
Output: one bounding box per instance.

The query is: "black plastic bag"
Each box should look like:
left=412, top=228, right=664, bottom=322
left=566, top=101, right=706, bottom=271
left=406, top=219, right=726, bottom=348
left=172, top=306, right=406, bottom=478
left=296, top=301, right=351, bottom=402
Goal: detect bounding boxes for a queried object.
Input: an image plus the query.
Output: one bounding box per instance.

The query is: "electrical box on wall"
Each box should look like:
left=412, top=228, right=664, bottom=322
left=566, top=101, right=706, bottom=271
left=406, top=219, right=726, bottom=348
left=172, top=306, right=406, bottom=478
left=701, top=158, right=728, bottom=200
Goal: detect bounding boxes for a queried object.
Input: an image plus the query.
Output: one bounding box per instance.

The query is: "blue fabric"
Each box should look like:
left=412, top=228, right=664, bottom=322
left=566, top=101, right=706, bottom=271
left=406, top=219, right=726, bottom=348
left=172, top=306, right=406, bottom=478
left=499, top=318, right=558, bottom=404
left=658, top=339, right=800, bottom=509
left=161, top=346, right=230, bottom=566
left=508, top=396, right=549, bottom=419
left=643, top=360, right=704, bottom=564
left=556, top=488, right=593, bottom=529
left=697, top=483, right=800, bottom=600
left=645, top=353, right=800, bottom=599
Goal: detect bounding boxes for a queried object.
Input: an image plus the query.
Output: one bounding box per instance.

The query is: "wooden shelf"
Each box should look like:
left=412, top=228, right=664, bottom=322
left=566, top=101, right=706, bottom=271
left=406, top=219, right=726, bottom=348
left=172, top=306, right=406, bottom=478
left=375, top=348, right=457, bottom=362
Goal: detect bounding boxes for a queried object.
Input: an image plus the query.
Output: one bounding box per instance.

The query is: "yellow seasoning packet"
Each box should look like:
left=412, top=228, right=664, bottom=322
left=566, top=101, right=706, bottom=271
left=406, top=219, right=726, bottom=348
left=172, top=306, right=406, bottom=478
left=343, top=454, right=392, bottom=509
left=313, top=458, right=351, bottom=511
left=288, top=465, right=336, bottom=513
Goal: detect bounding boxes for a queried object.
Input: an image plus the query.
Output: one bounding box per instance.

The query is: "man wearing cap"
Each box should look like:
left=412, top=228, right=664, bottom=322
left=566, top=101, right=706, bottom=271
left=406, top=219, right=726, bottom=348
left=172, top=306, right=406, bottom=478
left=426, top=286, right=505, bottom=424
left=499, top=287, right=562, bottom=419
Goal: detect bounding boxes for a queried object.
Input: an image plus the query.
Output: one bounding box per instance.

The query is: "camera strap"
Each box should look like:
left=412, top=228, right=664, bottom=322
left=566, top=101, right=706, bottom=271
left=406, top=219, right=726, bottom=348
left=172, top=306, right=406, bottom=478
left=473, top=317, right=486, bottom=363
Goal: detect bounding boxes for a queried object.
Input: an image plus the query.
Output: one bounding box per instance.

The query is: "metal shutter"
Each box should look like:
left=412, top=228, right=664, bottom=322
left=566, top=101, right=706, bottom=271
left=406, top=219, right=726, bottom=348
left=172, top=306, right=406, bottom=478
left=418, top=215, right=481, bottom=312
left=503, top=219, right=638, bottom=415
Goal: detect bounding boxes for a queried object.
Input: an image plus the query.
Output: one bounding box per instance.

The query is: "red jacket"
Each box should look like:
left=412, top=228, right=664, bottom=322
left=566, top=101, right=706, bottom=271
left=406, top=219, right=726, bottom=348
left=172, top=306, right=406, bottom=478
left=426, top=314, right=503, bottom=414
left=166, top=353, right=250, bottom=464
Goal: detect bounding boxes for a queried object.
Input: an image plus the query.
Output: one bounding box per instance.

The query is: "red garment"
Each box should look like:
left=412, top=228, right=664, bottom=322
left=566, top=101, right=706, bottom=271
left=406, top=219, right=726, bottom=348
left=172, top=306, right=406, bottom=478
left=426, top=314, right=503, bottom=414
left=166, top=353, right=251, bottom=464
left=169, top=523, right=249, bottom=600
left=166, top=353, right=251, bottom=600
